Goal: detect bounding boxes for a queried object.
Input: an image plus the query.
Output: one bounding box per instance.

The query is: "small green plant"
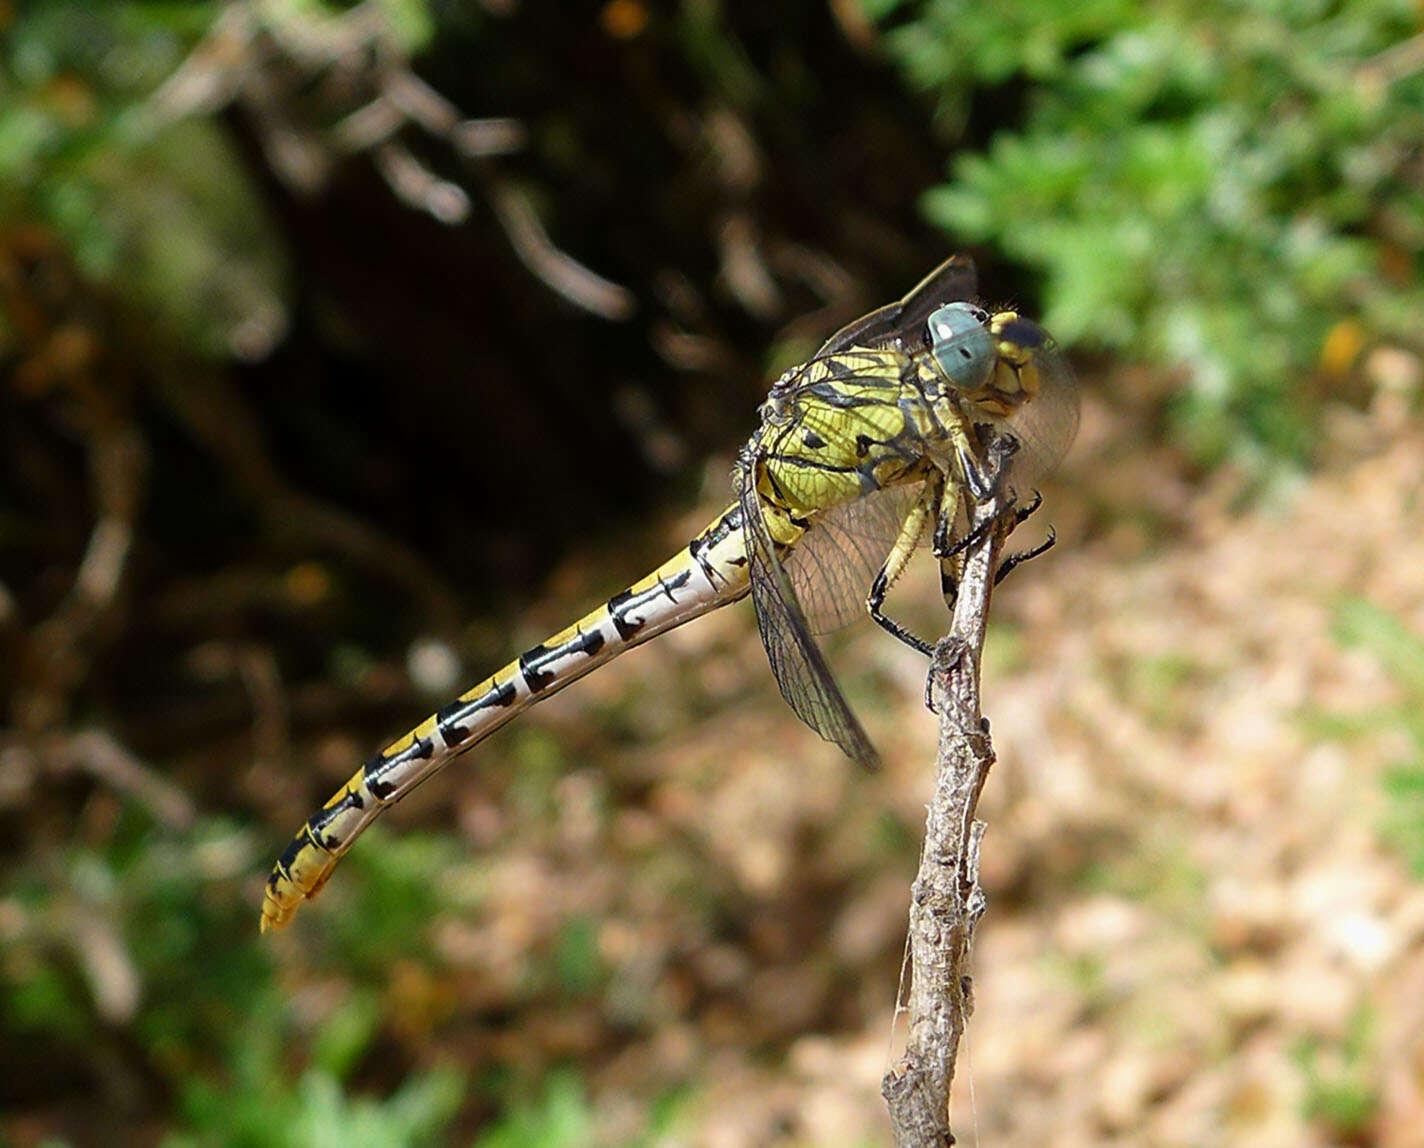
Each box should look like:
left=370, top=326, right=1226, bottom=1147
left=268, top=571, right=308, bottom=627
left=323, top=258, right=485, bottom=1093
left=553, top=915, right=605, bottom=999
left=1293, top=1006, right=1379, bottom=1140
left=473, top=1071, right=595, bottom=1148
left=330, top=825, right=470, bottom=967
left=0, top=803, right=474, bottom=1147
left=169, top=1061, right=466, bottom=1148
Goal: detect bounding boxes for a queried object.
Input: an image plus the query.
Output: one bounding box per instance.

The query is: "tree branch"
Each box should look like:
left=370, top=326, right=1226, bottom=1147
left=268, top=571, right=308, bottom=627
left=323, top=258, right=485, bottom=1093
left=882, top=443, right=1019, bottom=1146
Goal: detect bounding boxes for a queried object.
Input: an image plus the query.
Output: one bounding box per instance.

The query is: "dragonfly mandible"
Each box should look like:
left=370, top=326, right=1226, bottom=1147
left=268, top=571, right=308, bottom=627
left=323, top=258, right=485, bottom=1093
left=261, top=255, right=1078, bottom=931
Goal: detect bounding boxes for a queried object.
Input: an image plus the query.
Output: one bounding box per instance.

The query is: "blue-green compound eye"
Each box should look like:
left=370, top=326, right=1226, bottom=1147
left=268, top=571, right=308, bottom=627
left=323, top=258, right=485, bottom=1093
left=927, top=302, right=994, bottom=391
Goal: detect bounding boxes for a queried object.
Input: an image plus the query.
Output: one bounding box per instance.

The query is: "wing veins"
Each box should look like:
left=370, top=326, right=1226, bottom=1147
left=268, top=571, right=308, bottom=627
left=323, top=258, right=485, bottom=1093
left=738, top=456, right=881, bottom=770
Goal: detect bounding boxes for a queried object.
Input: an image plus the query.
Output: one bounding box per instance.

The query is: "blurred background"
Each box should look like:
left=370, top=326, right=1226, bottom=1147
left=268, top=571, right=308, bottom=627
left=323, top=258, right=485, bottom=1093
left=2, top=1, right=1423, bottom=1144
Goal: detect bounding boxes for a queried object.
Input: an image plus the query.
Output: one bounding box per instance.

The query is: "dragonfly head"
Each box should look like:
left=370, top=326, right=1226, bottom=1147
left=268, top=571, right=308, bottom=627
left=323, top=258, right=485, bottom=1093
left=927, top=302, right=995, bottom=393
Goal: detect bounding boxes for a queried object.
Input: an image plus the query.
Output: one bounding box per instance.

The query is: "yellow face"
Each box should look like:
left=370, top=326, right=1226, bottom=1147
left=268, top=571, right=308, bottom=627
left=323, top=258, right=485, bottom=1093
left=941, top=310, right=1043, bottom=420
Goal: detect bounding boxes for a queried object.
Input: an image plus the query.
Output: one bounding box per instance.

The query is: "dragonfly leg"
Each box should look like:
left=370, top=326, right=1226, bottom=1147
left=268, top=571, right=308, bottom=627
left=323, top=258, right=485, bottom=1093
left=869, top=595, right=934, bottom=655
left=1013, top=488, right=1044, bottom=525
left=955, top=441, right=995, bottom=502
left=989, top=487, right=1053, bottom=583
left=866, top=476, right=940, bottom=656
left=937, top=513, right=993, bottom=562
left=939, top=562, right=960, bottom=610
left=955, top=430, right=1021, bottom=502
left=937, top=481, right=1041, bottom=566
left=995, top=527, right=1057, bottom=586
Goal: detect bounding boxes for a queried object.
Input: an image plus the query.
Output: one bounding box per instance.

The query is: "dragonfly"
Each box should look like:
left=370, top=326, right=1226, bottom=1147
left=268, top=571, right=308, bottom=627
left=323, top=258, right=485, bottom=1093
left=261, top=255, right=1078, bottom=931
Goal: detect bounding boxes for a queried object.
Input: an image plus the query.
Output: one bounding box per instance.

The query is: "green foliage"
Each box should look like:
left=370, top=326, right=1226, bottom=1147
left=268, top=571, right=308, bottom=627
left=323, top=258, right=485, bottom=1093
left=1294, top=1006, right=1380, bottom=1139
left=871, top=0, right=1424, bottom=464
left=0, top=0, right=287, bottom=359
left=468, top=1069, right=694, bottom=1148
left=0, top=803, right=474, bottom=1147
left=310, top=988, right=387, bottom=1079
left=1332, top=595, right=1424, bottom=875
left=1, top=813, right=267, bottom=1067
left=472, top=1072, right=594, bottom=1148
left=1380, top=762, right=1424, bottom=877
left=328, top=825, right=470, bottom=967
left=553, top=915, right=604, bottom=998
left=285, top=0, right=436, bottom=51
left=1335, top=595, right=1424, bottom=702
left=168, top=1062, right=466, bottom=1148
left=506, top=726, right=572, bottom=822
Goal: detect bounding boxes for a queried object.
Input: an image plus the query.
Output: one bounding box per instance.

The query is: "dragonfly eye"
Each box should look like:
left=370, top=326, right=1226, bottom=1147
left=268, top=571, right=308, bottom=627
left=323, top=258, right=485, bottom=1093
left=927, top=302, right=994, bottom=391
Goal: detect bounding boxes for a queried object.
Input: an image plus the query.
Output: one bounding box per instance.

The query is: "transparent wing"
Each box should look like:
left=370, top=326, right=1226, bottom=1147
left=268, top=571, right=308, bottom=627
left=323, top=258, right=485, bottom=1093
left=738, top=456, right=880, bottom=770
left=815, top=255, right=978, bottom=357
left=984, top=320, right=1080, bottom=490
left=783, top=482, right=924, bottom=635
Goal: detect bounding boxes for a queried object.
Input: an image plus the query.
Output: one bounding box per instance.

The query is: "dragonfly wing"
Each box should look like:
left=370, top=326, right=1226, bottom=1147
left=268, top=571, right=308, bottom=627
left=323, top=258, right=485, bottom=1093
left=739, top=456, right=881, bottom=769
left=989, top=319, right=1081, bottom=489
left=783, top=481, right=924, bottom=635
left=816, top=255, right=978, bottom=356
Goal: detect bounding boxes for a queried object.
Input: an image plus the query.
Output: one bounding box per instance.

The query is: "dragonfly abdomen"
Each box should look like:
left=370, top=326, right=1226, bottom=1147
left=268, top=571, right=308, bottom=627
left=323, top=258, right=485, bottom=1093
left=260, top=503, right=755, bottom=931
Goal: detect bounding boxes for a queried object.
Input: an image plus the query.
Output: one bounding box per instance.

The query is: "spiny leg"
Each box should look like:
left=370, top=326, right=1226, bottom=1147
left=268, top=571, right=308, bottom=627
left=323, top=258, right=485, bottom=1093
left=866, top=473, right=943, bottom=656
left=939, top=563, right=960, bottom=615
left=954, top=438, right=997, bottom=502
left=995, top=526, right=1057, bottom=586
left=924, top=473, right=994, bottom=710
left=1012, top=488, right=1044, bottom=526
left=935, top=480, right=969, bottom=613
left=937, top=511, right=992, bottom=564
left=933, top=428, right=1016, bottom=563
left=955, top=427, right=1022, bottom=502
left=933, top=417, right=1024, bottom=569
left=936, top=483, right=1044, bottom=580
left=925, top=504, right=961, bottom=714
left=988, top=487, right=1053, bottom=585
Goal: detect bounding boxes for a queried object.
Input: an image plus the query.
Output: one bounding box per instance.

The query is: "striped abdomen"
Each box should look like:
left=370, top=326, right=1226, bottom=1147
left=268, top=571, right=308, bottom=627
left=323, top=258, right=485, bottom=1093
left=261, top=503, right=755, bottom=931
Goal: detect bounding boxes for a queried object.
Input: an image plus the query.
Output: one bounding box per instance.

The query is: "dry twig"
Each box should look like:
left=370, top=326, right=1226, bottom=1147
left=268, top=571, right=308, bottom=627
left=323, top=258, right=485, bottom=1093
left=883, top=438, right=1022, bottom=1146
